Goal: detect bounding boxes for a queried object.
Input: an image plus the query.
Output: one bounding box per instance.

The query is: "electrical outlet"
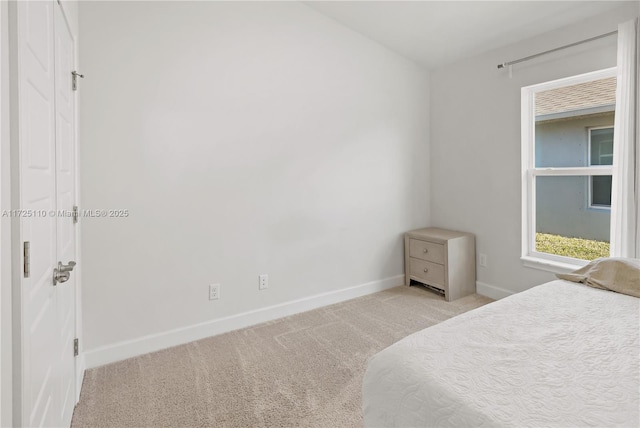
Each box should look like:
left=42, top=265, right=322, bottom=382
left=479, top=253, right=488, bottom=268
left=209, top=283, right=220, bottom=300
left=258, top=274, right=268, bottom=290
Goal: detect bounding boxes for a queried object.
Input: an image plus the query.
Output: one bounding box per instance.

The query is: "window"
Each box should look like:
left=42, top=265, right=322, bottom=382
left=588, top=127, right=613, bottom=209
left=521, top=68, right=616, bottom=272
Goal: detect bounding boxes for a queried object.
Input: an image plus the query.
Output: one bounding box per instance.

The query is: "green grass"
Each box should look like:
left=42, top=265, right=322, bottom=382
left=536, top=233, right=610, bottom=261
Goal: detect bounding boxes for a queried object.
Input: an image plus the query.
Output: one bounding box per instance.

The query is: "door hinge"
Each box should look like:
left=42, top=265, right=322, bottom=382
left=72, top=205, right=79, bottom=224
left=71, top=71, right=84, bottom=91
left=74, top=338, right=79, bottom=357
left=23, top=241, right=30, bottom=278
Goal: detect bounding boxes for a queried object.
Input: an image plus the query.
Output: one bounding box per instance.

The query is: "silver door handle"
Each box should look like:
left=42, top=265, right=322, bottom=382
left=53, top=261, right=76, bottom=285
left=58, top=261, right=76, bottom=273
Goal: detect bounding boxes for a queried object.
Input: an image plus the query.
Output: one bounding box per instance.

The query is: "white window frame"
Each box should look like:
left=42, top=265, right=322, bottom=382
left=587, top=126, right=614, bottom=210
left=521, top=67, right=616, bottom=274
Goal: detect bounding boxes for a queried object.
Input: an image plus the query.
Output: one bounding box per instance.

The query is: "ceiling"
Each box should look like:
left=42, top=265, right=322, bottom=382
left=304, top=1, right=633, bottom=70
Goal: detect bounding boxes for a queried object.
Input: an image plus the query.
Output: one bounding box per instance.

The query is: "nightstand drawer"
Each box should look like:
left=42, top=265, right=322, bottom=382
left=409, top=258, right=445, bottom=288
left=409, top=239, right=445, bottom=264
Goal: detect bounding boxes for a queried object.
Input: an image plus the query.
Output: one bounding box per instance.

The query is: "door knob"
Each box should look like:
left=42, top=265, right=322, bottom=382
left=53, top=261, right=76, bottom=285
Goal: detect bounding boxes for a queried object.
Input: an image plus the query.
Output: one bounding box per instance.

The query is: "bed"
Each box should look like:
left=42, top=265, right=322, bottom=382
left=363, top=276, right=640, bottom=427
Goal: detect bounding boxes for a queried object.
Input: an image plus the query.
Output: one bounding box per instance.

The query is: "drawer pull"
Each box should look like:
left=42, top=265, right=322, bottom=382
left=423, top=268, right=428, bottom=273
left=423, top=248, right=428, bottom=253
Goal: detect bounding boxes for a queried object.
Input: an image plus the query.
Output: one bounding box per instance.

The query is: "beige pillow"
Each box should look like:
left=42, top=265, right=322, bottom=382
left=557, top=257, right=640, bottom=298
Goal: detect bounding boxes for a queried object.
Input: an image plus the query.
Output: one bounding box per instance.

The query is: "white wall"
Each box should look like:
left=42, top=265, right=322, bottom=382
left=79, top=1, right=429, bottom=362
left=430, top=4, right=638, bottom=296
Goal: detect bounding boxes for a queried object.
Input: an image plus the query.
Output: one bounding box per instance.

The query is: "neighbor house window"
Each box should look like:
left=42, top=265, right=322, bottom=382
left=521, top=68, right=616, bottom=272
left=588, top=127, right=613, bottom=209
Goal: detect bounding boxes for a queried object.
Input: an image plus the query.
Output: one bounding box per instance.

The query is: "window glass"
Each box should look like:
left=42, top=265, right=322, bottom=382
left=590, top=128, right=613, bottom=166
left=536, top=176, right=610, bottom=260
left=591, top=175, right=613, bottom=207
left=534, top=77, right=616, bottom=168
left=535, top=121, right=586, bottom=168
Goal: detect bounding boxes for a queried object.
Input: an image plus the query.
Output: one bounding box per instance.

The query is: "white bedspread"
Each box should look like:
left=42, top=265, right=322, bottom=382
left=363, top=280, right=640, bottom=427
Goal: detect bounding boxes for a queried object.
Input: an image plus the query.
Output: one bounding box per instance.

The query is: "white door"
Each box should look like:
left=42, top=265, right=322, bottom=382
left=16, top=1, right=77, bottom=426
left=17, top=0, right=58, bottom=426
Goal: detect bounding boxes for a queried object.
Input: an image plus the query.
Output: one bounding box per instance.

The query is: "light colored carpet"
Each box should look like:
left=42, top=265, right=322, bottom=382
left=72, top=285, right=493, bottom=428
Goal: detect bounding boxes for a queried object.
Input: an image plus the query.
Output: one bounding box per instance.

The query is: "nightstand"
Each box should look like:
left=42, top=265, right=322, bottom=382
left=404, top=227, right=476, bottom=301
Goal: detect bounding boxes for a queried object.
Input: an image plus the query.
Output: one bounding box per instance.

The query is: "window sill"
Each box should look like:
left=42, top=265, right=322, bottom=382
left=521, top=256, right=585, bottom=274
left=588, top=205, right=611, bottom=211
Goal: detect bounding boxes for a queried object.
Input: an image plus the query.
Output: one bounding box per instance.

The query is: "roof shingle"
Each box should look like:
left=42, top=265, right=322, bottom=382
left=536, top=77, right=617, bottom=116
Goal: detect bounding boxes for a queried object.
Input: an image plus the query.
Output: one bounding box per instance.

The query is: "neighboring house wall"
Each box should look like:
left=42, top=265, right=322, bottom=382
left=430, top=4, right=637, bottom=296
left=535, top=113, right=613, bottom=242
left=79, top=2, right=430, bottom=362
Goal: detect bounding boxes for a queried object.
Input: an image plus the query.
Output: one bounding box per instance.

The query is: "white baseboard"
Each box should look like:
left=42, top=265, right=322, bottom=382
left=84, top=274, right=404, bottom=369
left=476, top=281, right=514, bottom=300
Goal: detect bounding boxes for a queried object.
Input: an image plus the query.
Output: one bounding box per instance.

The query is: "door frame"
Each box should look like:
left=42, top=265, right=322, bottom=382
left=68, top=0, right=84, bottom=401
left=5, top=0, right=83, bottom=425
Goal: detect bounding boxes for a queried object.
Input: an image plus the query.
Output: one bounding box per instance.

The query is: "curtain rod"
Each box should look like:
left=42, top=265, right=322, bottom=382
left=497, top=30, right=618, bottom=69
